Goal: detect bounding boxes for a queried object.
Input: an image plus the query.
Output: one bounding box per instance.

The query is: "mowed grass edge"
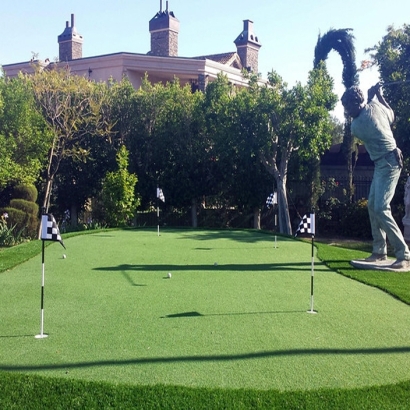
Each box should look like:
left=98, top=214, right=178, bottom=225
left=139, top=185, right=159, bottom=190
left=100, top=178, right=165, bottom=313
left=1, top=228, right=410, bottom=409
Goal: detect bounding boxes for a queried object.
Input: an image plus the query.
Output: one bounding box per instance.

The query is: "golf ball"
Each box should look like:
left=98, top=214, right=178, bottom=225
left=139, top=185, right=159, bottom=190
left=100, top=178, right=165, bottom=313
left=214, top=262, right=218, bottom=266
left=62, top=254, right=66, bottom=259
left=167, top=272, right=172, bottom=278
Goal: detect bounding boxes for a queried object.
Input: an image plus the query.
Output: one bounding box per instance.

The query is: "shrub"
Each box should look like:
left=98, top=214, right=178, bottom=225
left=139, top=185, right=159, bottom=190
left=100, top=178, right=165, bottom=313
left=13, top=183, right=38, bottom=202
left=0, top=210, right=25, bottom=246
left=9, top=199, right=39, bottom=215
left=339, top=199, right=371, bottom=238
left=100, top=146, right=139, bottom=227
left=0, top=212, right=17, bottom=247
left=1, top=184, right=40, bottom=241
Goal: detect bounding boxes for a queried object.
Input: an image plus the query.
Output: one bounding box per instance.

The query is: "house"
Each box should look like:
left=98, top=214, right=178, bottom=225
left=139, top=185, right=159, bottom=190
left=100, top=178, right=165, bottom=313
left=3, top=2, right=264, bottom=91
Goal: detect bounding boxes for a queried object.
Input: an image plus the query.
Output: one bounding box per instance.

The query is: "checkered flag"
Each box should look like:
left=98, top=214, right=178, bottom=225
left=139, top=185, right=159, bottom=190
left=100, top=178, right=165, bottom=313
left=41, top=214, right=65, bottom=248
left=295, top=213, right=315, bottom=236
left=266, top=192, right=277, bottom=209
left=157, top=188, right=165, bottom=202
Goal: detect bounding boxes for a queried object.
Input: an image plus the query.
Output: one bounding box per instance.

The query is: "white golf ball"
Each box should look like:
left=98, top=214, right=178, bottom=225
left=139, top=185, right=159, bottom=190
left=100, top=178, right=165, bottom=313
left=62, top=254, right=66, bottom=259
left=214, top=262, right=218, bottom=266
left=167, top=272, right=172, bottom=278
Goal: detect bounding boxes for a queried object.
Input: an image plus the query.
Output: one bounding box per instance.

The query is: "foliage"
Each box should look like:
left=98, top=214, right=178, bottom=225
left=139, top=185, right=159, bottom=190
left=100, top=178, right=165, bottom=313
left=365, top=24, right=410, bottom=156
left=0, top=212, right=17, bottom=247
left=314, top=28, right=359, bottom=200
left=314, top=28, right=358, bottom=87
left=0, top=65, right=361, bottom=233
left=205, top=74, right=273, bottom=224
left=0, top=72, right=51, bottom=191
left=12, top=183, right=38, bottom=202
left=258, top=65, right=337, bottom=233
left=2, top=184, right=39, bottom=239
left=339, top=198, right=371, bottom=238
left=52, top=79, right=131, bottom=224
left=318, top=181, right=371, bottom=239
left=99, top=145, right=139, bottom=227
left=27, top=66, right=115, bottom=213
left=9, top=198, right=38, bottom=215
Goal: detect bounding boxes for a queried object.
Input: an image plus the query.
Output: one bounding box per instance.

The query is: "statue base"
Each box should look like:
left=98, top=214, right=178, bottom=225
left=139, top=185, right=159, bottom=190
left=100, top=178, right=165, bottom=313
left=350, top=259, right=408, bottom=272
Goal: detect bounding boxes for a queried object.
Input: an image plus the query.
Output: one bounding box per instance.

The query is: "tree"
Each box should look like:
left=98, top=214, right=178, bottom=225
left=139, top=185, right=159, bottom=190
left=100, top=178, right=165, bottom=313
left=258, top=67, right=337, bottom=234
left=127, top=76, right=171, bottom=209
left=158, top=81, right=211, bottom=227
left=314, top=28, right=359, bottom=200
left=207, top=74, right=273, bottom=228
left=99, top=145, right=139, bottom=227
left=0, top=73, right=51, bottom=196
left=52, top=79, right=130, bottom=224
left=27, top=66, right=114, bottom=215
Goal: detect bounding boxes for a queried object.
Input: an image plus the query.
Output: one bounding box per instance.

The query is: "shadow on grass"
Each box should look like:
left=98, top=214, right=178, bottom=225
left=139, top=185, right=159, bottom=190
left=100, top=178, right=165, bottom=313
left=172, top=229, right=291, bottom=244
left=161, top=310, right=305, bottom=318
left=93, top=262, right=330, bottom=273
left=0, top=334, right=35, bottom=339
left=2, top=346, right=410, bottom=372
left=121, top=271, right=147, bottom=287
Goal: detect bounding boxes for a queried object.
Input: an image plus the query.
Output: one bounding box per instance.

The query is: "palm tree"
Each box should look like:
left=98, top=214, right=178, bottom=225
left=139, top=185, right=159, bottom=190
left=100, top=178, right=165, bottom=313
left=314, top=28, right=359, bottom=200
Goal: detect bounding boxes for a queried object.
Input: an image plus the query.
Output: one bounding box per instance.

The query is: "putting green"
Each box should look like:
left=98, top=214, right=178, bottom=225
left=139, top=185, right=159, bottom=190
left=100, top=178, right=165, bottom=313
left=1, top=229, right=410, bottom=391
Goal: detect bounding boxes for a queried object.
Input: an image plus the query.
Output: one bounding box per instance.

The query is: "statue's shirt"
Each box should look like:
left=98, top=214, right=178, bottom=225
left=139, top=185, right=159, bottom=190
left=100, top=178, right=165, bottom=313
left=351, top=100, right=396, bottom=161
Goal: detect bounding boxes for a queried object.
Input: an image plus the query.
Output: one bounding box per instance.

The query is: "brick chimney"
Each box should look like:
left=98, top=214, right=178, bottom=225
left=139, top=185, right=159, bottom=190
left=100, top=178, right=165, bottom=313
left=149, top=1, right=180, bottom=57
left=234, top=20, right=261, bottom=73
left=58, top=14, right=83, bottom=61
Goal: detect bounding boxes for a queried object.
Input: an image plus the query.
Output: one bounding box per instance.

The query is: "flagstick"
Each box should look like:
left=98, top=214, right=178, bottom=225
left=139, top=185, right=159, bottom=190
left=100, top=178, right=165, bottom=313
left=157, top=205, right=160, bottom=236
left=307, top=234, right=317, bottom=314
left=35, top=240, right=48, bottom=338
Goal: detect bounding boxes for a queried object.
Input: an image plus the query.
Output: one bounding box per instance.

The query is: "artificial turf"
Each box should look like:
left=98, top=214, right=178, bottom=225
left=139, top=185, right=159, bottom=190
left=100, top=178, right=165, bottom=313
left=1, top=228, right=410, bottom=396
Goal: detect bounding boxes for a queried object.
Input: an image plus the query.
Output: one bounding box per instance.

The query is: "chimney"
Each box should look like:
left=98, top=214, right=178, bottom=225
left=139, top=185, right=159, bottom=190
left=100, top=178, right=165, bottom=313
left=149, top=1, right=180, bottom=57
left=234, top=20, right=261, bottom=73
left=58, top=13, right=83, bottom=61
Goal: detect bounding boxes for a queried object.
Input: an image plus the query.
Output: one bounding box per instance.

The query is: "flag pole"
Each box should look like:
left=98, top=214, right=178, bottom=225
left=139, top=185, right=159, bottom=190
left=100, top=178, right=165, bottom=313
left=307, top=213, right=317, bottom=314
left=157, top=204, right=160, bottom=236
left=35, top=234, right=48, bottom=338
left=35, top=211, right=65, bottom=338
left=156, top=186, right=160, bottom=236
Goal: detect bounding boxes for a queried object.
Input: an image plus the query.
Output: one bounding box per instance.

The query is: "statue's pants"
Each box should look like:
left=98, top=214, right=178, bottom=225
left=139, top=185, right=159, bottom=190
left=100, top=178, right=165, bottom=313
left=368, top=150, right=410, bottom=260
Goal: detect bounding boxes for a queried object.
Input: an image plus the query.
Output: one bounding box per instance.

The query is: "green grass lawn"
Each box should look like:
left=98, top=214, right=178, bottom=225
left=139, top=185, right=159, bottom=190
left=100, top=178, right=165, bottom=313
left=1, top=228, right=410, bottom=408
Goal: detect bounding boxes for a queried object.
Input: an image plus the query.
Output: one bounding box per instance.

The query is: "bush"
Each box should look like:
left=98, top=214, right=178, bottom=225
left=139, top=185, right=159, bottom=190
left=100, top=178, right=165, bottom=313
left=1, top=184, right=40, bottom=241
left=339, top=199, right=371, bottom=238
left=9, top=199, right=39, bottom=215
left=13, top=183, right=38, bottom=202
left=0, top=210, right=24, bottom=246
left=317, top=198, right=372, bottom=239
left=2, top=206, right=28, bottom=230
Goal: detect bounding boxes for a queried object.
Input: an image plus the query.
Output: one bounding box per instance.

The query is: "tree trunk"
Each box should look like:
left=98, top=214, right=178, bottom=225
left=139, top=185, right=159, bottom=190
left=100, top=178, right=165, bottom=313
left=191, top=198, right=198, bottom=228
left=276, top=181, right=292, bottom=235
left=343, top=117, right=355, bottom=201
left=70, top=204, right=78, bottom=227
left=253, top=207, right=261, bottom=229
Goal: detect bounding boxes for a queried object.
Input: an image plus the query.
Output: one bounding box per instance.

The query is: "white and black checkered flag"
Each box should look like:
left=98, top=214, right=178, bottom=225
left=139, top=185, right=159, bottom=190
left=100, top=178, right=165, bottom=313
left=266, top=192, right=277, bottom=209
left=41, top=214, right=65, bottom=248
left=157, top=188, right=165, bottom=202
left=295, top=213, right=315, bottom=237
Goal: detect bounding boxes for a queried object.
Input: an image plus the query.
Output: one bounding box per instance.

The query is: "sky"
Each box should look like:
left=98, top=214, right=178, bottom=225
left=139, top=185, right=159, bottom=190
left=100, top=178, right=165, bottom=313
left=1, top=0, right=410, bottom=120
